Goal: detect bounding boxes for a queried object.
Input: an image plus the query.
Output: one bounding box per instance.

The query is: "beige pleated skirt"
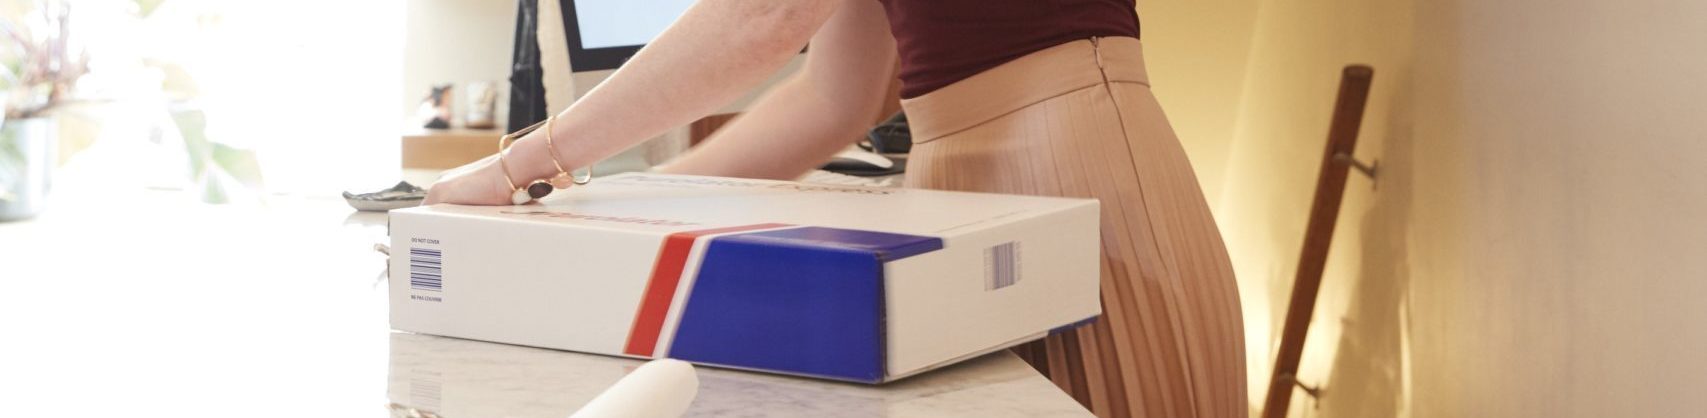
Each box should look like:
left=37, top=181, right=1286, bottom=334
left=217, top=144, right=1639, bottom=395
left=902, top=37, right=1247, bottom=418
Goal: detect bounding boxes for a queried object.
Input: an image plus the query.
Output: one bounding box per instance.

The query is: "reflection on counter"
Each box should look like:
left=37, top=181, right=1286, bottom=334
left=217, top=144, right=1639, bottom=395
left=386, top=332, right=1091, bottom=418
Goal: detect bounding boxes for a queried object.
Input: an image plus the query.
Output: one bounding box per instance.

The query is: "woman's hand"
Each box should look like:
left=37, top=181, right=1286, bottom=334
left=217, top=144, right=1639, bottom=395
left=425, top=0, right=854, bottom=202
left=422, top=155, right=520, bottom=206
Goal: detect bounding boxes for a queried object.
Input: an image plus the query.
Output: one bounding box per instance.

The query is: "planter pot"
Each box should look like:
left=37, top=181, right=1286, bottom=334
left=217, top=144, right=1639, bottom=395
left=0, top=117, right=57, bottom=221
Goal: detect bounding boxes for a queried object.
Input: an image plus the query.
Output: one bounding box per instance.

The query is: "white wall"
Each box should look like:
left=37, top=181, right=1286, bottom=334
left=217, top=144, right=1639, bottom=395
left=402, top=0, right=517, bottom=126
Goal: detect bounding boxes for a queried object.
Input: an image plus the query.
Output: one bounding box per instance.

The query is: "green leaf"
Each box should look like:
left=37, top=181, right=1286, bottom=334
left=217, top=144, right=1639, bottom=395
left=134, top=0, right=167, bottom=17
left=210, top=143, right=264, bottom=190
left=169, top=108, right=210, bottom=178
left=169, top=106, right=264, bottom=202
left=200, top=171, right=228, bottom=204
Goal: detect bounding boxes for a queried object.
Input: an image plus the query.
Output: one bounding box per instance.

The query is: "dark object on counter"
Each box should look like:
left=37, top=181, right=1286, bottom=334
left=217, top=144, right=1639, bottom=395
left=863, top=111, right=911, bottom=154
left=822, top=149, right=905, bottom=177
left=418, top=84, right=454, bottom=129
left=343, top=181, right=428, bottom=212
left=507, top=0, right=548, bottom=132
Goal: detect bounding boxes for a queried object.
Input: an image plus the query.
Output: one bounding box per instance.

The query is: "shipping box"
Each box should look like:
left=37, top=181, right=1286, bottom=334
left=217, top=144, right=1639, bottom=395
left=389, top=173, right=1099, bottom=383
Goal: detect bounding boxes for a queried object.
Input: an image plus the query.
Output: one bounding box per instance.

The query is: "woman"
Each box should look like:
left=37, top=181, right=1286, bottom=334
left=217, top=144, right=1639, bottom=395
left=425, top=1, right=1245, bottom=417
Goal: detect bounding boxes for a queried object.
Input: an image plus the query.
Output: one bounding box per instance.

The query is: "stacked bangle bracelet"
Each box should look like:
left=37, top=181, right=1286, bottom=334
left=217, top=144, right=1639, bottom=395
left=497, top=115, right=595, bottom=205
left=545, top=114, right=595, bottom=187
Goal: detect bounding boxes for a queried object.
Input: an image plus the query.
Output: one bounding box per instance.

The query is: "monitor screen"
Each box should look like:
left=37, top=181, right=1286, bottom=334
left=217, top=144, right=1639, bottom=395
left=573, top=0, right=696, bottom=49
left=562, top=0, right=696, bottom=71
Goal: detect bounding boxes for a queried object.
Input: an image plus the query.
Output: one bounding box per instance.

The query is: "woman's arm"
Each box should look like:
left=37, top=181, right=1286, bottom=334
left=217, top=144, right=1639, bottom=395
left=655, top=0, right=897, bottom=179
left=426, top=0, right=845, bottom=205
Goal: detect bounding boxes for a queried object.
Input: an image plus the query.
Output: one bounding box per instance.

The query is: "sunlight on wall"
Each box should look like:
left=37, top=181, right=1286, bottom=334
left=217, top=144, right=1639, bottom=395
left=1155, top=0, right=1707, bottom=416
left=1144, top=0, right=1415, bottom=414
left=1403, top=1, right=1707, bottom=416
left=194, top=0, right=404, bottom=194
left=58, top=0, right=405, bottom=197
left=1138, top=0, right=1262, bottom=208
left=1209, top=0, right=1415, bottom=413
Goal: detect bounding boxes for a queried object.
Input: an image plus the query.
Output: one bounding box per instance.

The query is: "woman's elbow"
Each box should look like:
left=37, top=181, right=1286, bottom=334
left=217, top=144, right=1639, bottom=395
left=715, top=0, right=841, bottom=56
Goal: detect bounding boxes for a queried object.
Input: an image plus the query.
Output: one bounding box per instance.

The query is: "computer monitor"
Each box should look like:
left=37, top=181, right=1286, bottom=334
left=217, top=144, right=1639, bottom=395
left=539, top=0, right=804, bottom=172
left=561, top=0, right=697, bottom=72
left=556, top=0, right=803, bottom=111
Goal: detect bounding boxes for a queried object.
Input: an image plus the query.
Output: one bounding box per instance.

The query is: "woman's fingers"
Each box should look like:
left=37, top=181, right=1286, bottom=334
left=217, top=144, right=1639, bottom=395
left=422, top=156, right=516, bottom=206
left=422, top=187, right=445, bottom=205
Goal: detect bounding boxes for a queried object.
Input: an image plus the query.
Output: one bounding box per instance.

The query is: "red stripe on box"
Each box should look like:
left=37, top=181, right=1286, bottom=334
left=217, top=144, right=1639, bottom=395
left=623, top=223, right=792, bottom=357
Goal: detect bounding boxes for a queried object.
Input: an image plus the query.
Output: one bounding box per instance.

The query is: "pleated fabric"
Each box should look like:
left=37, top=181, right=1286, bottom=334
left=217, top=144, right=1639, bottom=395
left=901, top=37, right=1247, bottom=418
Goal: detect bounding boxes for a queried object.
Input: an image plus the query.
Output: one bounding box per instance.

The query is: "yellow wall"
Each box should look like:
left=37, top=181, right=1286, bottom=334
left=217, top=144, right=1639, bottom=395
left=1150, top=0, right=1707, bottom=416
left=1138, top=0, right=1263, bottom=206
left=1215, top=0, right=1415, bottom=415
left=1405, top=0, right=1707, bottom=416
left=1144, top=0, right=1414, bottom=413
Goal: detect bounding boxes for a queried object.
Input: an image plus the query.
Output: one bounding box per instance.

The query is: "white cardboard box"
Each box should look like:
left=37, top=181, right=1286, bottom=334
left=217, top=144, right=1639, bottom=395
left=389, top=173, right=1100, bottom=383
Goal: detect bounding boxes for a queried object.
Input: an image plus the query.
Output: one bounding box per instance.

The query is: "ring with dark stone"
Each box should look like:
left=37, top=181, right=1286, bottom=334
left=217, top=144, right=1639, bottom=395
left=527, top=180, right=554, bottom=199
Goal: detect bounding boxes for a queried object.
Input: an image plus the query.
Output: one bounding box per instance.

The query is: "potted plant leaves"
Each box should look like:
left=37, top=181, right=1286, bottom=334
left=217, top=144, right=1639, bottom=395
left=1, top=0, right=86, bottom=221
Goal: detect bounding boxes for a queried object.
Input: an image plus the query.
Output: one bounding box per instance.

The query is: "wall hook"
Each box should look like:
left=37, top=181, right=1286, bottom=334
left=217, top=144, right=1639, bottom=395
left=1332, top=152, right=1378, bottom=179
left=1279, top=372, right=1324, bottom=400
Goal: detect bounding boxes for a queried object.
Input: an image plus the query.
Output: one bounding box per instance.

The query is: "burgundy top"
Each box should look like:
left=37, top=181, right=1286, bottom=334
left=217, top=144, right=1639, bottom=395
left=877, top=0, right=1141, bottom=98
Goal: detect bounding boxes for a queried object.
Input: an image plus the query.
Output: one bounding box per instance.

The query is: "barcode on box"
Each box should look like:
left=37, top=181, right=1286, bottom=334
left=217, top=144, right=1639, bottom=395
left=985, top=242, right=1021, bottom=290
left=409, top=247, right=444, bottom=292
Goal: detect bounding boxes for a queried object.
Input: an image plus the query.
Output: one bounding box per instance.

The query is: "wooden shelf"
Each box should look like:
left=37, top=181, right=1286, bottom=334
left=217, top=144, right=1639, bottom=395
left=401, top=128, right=502, bottom=169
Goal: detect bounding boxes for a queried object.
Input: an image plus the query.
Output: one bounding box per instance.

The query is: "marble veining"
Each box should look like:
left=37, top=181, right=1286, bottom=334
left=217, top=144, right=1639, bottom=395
left=388, top=332, right=1093, bottom=417
left=0, top=190, right=1089, bottom=417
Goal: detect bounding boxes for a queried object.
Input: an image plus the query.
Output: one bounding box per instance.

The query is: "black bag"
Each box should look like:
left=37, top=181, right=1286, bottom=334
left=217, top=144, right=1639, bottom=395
left=507, top=0, right=548, bottom=132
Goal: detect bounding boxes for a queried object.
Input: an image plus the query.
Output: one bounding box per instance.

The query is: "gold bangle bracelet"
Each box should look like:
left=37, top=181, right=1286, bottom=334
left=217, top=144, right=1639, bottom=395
left=496, top=134, right=520, bottom=193
left=497, top=120, right=554, bottom=204
left=544, top=115, right=594, bottom=186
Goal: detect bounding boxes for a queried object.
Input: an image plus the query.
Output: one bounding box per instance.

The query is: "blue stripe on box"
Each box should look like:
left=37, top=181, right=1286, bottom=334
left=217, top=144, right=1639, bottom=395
left=1049, top=316, right=1100, bottom=336
left=667, top=227, right=944, bottom=383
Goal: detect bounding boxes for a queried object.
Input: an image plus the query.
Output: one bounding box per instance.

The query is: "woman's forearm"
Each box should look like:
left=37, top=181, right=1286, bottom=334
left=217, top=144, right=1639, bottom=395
left=654, top=73, right=881, bottom=179
left=656, top=0, right=899, bottom=179
left=503, top=0, right=843, bottom=181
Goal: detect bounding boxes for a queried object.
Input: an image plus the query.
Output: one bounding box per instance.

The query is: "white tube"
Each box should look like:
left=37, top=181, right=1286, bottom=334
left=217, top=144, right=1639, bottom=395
left=571, top=359, right=700, bottom=418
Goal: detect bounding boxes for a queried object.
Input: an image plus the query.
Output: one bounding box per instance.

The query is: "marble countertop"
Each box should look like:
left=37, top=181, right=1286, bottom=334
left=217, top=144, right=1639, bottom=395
left=0, top=190, right=1090, bottom=417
